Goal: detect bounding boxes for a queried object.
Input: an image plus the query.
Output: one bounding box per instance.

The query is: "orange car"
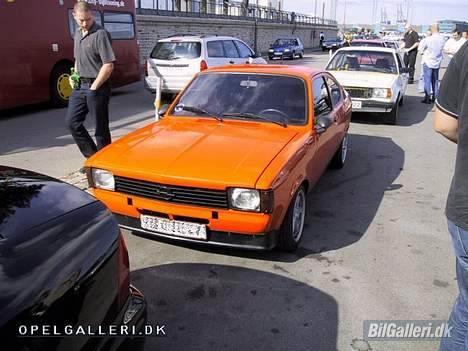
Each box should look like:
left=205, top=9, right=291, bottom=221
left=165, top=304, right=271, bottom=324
left=85, top=64, right=352, bottom=251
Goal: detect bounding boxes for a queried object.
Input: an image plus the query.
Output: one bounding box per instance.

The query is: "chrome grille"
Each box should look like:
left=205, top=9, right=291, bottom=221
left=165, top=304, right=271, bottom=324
left=114, top=176, right=228, bottom=209
left=345, top=87, right=372, bottom=99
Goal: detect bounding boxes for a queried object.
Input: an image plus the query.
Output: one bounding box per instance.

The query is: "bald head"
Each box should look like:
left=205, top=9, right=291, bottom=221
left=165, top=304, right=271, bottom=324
left=431, top=23, right=439, bottom=33
left=405, top=23, right=412, bottom=33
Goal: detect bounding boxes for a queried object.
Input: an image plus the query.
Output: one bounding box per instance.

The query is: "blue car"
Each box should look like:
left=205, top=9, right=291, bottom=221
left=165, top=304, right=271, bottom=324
left=268, top=37, right=304, bottom=60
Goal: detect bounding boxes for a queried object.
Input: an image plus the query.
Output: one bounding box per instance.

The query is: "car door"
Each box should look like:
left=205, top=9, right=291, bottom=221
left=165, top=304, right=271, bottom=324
left=222, top=40, right=242, bottom=64
left=395, top=52, right=408, bottom=96
left=206, top=40, right=228, bottom=67
left=306, top=75, right=336, bottom=184
left=324, top=74, right=348, bottom=148
left=234, top=40, right=257, bottom=64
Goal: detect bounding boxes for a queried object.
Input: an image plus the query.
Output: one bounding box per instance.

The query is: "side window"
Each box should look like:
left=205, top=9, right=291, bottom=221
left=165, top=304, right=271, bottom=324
left=234, top=40, right=253, bottom=58
left=103, top=12, right=135, bottom=40
left=222, top=40, right=240, bottom=58
left=68, top=10, right=102, bottom=37
left=294, top=40, right=299, bottom=46
left=207, top=41, right=225, bottom=58
left=312, top=77, right=332, bottom=117
left=325, top=76, right=342, bottom=107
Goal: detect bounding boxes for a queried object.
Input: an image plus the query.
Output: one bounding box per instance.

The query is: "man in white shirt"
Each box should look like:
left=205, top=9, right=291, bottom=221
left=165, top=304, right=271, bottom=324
left=419, top=23, right=445, bottom=103
left=444, top=30, right=466, bottom=59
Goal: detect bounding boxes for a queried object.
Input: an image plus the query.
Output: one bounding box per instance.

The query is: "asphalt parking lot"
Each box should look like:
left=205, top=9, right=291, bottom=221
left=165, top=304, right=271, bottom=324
left=0, top=51, right=458, bottom=351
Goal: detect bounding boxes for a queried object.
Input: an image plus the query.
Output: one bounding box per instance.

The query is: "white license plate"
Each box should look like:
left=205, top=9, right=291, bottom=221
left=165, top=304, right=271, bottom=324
left=274, top=52, right=282, bottom=55
left=140, top=214, right=207, bottom=240
left=352, top=101, right=362, bottom=109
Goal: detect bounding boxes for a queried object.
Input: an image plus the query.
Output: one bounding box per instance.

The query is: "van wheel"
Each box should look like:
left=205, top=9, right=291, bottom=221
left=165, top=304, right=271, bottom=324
left=50, top=63, right=73, bottom=107
left=278, top=186, right=306, bottom=252
left=299, top=51, right=304, bottom=58
left=399, top=95, right=404, bottom=106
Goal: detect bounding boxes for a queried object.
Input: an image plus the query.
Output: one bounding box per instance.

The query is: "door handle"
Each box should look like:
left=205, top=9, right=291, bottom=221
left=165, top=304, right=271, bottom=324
left=229, top=61, right=235, bottom=64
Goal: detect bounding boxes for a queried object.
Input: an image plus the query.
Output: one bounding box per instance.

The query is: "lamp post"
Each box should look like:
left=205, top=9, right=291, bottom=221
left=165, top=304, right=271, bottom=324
left=343, top=0, right=347, bottom=32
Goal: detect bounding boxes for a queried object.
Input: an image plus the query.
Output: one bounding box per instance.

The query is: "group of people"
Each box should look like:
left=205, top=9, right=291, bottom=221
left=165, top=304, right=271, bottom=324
left=402, top=23, right=467, bottom=104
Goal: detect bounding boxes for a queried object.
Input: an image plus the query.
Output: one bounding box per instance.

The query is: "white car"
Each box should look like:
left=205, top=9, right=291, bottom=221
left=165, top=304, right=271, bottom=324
left=145, top=35, right=267, bottom=94
left=325, top=47, right=409, bottom=124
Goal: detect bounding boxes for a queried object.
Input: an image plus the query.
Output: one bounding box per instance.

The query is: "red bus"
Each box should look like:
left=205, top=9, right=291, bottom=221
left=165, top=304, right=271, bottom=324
left=0, top=0, right=140, bottom=110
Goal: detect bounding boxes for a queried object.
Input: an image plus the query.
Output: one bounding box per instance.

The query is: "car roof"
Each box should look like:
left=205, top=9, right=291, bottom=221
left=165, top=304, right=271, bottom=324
left=202, top=64, right=322, bottom=79
left=336, top=46, right=396, bottom=54
left=158, top=35, right=241, bottom=42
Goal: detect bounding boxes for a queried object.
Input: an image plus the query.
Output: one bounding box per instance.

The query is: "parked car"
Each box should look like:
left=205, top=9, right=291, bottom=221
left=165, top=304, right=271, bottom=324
left=145, top=35, right=266, bottom=93
left=326, top=47, right=409, bottom=124
left=322, top=37, right=344, bottom=51
left=268, top=37, right=304, bottom=60
left=85, top=64, right=352, bottom=252
left=0, top=166, right=147, bottom=350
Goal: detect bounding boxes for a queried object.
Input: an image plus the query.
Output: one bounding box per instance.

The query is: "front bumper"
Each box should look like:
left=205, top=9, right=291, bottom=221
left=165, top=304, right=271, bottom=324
left=351, top=99, right=394, bottom=113
left=268, top=52, right=293, bottom=59
left=116, top=214, right=279, bottom=250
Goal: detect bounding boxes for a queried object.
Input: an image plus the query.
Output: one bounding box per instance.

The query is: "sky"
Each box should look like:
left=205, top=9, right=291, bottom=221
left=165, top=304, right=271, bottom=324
left=283, top=0, right=468, bottom=25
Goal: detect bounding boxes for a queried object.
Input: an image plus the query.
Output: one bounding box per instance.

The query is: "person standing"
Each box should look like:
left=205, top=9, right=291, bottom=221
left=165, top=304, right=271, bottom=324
left=434, top=41, right=468, bottom=351
left=444, top=30, right=466, bottom=60
left=400, top=23, right=420, bottom=84
left=320, top=31, right=325, bottom=47
left=66, top=1, right=115, bottom=160
left=419, top=24, right=445, bottom=104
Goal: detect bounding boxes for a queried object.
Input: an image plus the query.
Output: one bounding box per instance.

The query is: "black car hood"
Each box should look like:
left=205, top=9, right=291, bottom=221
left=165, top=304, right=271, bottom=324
left=0, top=166, right=95, bottom=240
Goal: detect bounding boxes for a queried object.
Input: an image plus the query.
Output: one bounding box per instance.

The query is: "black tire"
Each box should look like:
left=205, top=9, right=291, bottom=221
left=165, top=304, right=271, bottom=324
left=50, top=63, right=73, bottom=107
left=329, top=133, right=349, bottom=169
left=386, top=102, right=399, bottom=125
left=399, top=95, right=404, bottom=106
left=278, top=186, right=307, bottom=252
left=299, top=51, right=304, bottom=58
left=291, top=51, right=295, bottom=60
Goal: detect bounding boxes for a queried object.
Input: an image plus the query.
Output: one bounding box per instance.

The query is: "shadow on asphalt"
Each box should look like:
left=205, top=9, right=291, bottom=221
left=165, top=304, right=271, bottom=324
left=351, top=94, right=432, bottom=127
left=132, top=263, right=338, bottom=351
left=131, top=133, right=404, bottom=263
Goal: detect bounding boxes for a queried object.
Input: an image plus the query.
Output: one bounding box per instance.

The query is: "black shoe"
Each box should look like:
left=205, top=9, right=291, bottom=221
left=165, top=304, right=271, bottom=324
left=421, top=98, right=431, bottom=104
left=408, top=79, right=414, bottom=84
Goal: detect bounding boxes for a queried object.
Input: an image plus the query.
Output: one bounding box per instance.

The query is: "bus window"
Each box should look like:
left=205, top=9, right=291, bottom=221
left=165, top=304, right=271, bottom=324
left=68, top=10, right=102, bottom=37
left=103, top=12, right=135, bottom=40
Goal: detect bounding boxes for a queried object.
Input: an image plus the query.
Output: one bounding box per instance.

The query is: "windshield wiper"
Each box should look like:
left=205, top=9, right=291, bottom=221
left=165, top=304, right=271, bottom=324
left=179, top=105, right=224, bottom=122
left=222, top=112, right=287, bottom=128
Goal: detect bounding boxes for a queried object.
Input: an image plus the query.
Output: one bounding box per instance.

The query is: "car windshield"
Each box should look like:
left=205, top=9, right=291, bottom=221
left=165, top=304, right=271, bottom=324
left=150, top=41, right=201, bottom=60
left=274, top=39, right=296, bottom=46
left=171, top=73, right=307, bottom=125
left=327, top=50, right=397, bottom=74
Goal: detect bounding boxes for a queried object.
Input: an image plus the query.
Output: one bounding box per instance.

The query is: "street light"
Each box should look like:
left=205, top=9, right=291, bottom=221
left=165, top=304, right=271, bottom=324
left=343, top=0, right=347, bottom=32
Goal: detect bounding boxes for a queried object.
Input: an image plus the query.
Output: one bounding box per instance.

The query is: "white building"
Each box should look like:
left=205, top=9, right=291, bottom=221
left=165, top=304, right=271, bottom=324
left=256, top=0, right=283, bottom=10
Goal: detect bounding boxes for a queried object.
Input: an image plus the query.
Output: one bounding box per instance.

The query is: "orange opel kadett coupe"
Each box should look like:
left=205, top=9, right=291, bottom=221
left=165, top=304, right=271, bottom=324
left=85, top=64, right=352, bottom=252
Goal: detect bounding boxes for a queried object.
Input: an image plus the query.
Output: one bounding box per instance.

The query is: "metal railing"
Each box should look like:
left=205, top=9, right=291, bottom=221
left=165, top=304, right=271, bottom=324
left=136, top=0, right=338, bottom=26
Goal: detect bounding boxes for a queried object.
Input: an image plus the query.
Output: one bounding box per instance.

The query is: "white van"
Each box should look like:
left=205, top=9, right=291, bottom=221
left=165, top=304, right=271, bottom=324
left=144, top=35, right=267, bottom=93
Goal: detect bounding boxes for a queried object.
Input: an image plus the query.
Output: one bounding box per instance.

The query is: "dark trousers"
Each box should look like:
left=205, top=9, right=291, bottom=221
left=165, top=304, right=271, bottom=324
left=404, top=50, right=418, bottom=81
left=66, top=82, right=111, bottom=158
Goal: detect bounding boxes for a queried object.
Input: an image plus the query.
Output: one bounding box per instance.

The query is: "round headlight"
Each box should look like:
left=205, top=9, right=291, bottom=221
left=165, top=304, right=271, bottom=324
left=92, top=169, right=115, bottom=191
left=229, top=188, right=261, bottom=211
left=269, top=49, right=274, bottom=52
left=284, top=49, right=291, bottom=52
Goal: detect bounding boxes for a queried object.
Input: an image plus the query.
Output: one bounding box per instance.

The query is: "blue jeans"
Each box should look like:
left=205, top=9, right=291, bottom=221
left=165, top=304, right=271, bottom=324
left=423, top=64, right=439, bottom=100
left=440, top=220, right=468, bottom=351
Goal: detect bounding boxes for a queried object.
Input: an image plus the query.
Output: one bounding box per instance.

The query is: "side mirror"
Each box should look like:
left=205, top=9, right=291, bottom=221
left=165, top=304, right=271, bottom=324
left=158, top=104, right=169, bottom=117
left=250, top=53, right=259, bottom=59
left=314, top=115, right=333, bottom=134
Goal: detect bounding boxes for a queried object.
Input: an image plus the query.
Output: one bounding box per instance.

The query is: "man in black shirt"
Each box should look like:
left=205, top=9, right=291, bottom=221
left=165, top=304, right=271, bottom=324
left=66, top=1, right=115, bottom=160
left=434, top=41, right=468, bottom=351
left=401, top=24, right=419, bottom=83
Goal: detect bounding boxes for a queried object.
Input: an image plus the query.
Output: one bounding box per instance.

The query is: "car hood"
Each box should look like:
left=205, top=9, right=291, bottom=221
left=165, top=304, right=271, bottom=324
left=270, top=45, right=292, bottom=51
left=327, top=71, right=397, bottom=88
left=88, top=119, right=298, bottom=189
